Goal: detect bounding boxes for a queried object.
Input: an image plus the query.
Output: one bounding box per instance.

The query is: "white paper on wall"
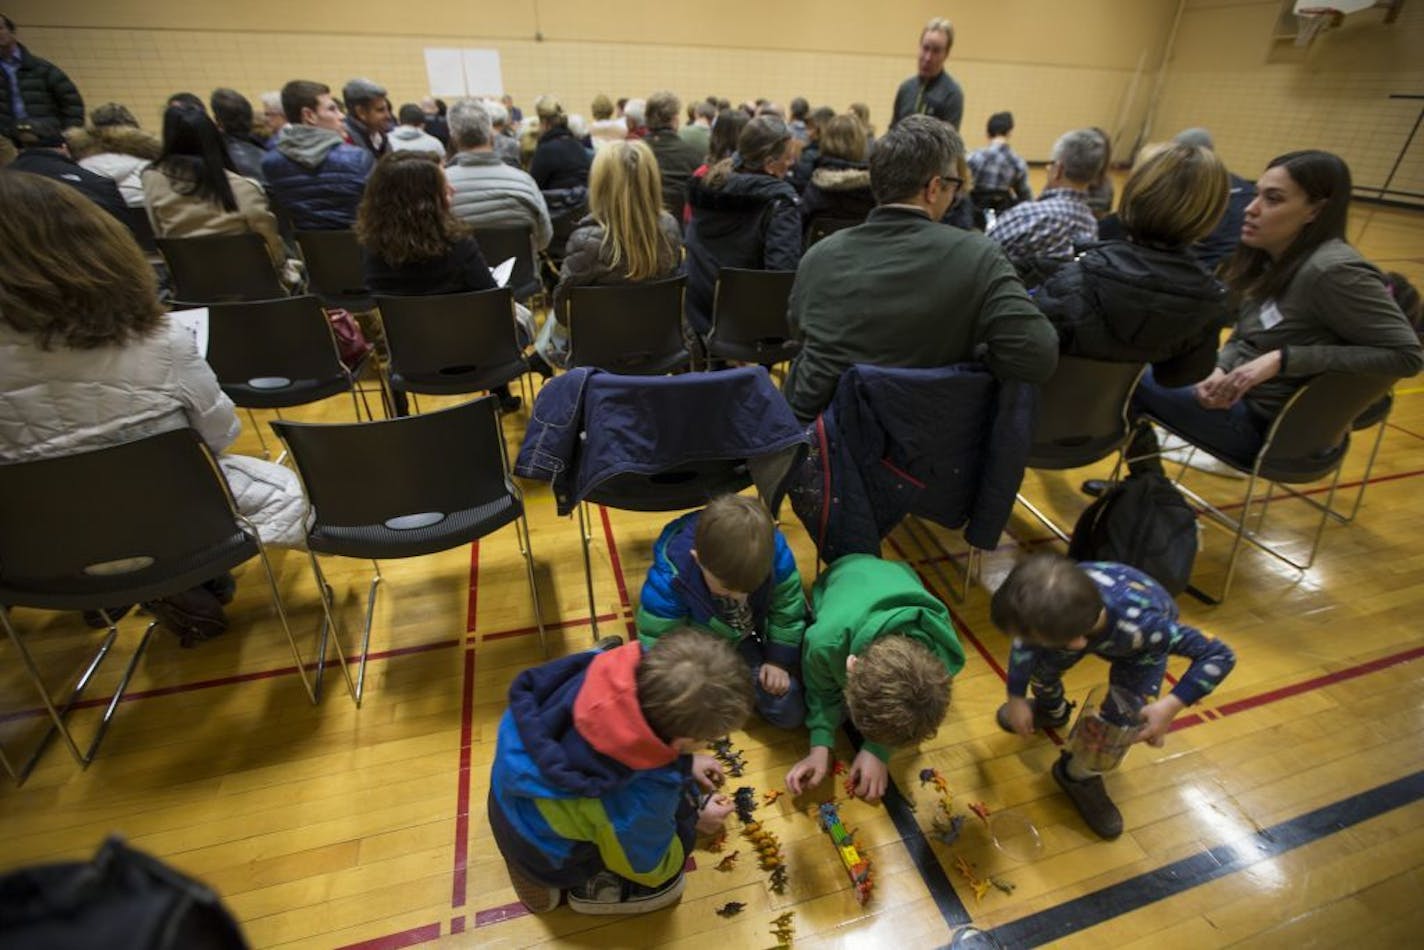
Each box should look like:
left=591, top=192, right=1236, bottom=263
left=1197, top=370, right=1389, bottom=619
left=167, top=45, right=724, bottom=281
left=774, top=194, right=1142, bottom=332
left=461, top=49, right=504, bottom=98
left=424, top=48, right=467, bottom=98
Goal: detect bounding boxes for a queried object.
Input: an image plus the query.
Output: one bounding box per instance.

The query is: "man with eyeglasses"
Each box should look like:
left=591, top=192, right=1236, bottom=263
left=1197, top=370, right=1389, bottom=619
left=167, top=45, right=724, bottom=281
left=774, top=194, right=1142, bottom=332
left=891, top=16, right=963, bottom=130
left=783, top=115, right=1058, bottom=423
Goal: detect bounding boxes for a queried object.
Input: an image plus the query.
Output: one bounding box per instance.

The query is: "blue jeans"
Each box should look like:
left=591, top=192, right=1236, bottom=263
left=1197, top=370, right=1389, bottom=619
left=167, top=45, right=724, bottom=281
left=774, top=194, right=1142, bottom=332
left=738, top=637, right=805, bottom=729
left=1129, top=368, right=1266, bottom=473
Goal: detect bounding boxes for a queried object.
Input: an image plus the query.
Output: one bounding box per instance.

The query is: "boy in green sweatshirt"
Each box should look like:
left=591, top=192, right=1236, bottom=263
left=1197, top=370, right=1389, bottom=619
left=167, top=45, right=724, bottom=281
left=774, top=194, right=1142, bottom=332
left=785, top=554, right=966, bottom=803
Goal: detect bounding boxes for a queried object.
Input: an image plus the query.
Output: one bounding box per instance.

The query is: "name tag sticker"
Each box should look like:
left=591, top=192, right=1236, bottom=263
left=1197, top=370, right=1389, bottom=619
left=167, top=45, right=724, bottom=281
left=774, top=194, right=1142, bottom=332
left=1259, top=301, right=1284, bottom=330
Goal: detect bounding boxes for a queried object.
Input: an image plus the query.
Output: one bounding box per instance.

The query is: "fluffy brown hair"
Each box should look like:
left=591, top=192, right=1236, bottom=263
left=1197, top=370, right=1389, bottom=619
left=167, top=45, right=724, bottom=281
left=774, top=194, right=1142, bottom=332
left=637, top=629, right=754, bottom=741
left=989, top=551, right=1103, bottom=646
left=694, top=494, right=775, bottom=594
left=0, top=172, right=163, bottom=350
left=356, top=151, right=470, bottom=267
left=844, top=635, right=953, bottom=747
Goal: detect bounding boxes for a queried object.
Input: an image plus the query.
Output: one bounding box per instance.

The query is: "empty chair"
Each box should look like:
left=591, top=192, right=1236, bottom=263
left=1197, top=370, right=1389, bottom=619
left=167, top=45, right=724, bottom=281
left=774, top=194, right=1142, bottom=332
left=204, top=296, right=376, bottom=455
left=295, top=229, right=375, bottom=311
left=1141, top=371, right=1398, bottom=602
left=374, top=288, right=529, bottom=401
left=566, top=275, right=690, bottom=375
left=1015, top=356, right=1147, bottom=542
left=156, top=233, right=287, bottom=303
left=0, top=429, right=317, bottom=783
left=272, top=396, right=546, bottom=704
left=470, top=225, right=542, bottom=303
left=706, top=268, right=800, bottom=366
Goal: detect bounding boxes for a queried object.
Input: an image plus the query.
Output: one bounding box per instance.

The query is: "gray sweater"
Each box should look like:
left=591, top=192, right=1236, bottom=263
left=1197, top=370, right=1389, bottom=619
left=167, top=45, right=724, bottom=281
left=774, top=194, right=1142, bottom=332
left=1222, top=239, right=1422, bottom=419
left=446, top=150, right=553, bottom=250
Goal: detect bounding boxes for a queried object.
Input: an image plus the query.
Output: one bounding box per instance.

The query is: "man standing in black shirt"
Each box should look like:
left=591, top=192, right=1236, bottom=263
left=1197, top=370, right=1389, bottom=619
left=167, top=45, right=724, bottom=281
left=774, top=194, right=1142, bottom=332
left=890, top=17, right=963, bottom=131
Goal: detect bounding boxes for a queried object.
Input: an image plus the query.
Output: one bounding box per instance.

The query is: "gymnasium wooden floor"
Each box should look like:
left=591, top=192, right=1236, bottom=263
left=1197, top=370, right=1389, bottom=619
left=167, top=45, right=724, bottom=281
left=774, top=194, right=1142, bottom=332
left=2, top=201, right=1421, bottom=949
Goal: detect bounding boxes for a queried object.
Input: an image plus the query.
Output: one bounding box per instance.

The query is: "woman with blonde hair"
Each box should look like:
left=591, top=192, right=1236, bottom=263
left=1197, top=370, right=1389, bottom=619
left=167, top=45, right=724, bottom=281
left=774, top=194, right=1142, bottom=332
left=800, top=113, right=875, bottom=239
left=1034, top=143, right=1234, bottom=385
left=537, top=139, right=683, bottom=367
left=65, top=102, right=161, bottom=207
left=0, top=172, right=308, bottom=643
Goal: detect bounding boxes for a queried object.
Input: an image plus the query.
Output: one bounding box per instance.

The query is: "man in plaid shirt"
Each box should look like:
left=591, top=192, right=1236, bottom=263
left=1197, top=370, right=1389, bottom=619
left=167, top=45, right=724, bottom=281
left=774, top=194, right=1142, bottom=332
left=967, top=111, right=1031, bottom=203
left=987, top=128, right=1105, bottom=279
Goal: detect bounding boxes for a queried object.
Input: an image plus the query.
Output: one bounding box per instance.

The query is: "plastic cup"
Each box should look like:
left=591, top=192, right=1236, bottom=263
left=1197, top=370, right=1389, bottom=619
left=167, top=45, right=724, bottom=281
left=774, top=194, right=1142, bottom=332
left=988, top=810, right=1043, bottom=861
left=1067, top=684, right=1144, bottom=773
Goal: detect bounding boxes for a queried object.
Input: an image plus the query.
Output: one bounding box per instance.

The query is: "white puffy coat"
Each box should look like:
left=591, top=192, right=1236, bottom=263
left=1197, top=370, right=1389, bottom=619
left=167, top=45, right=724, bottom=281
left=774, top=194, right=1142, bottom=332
left=0, top=319, right=309, bottom=548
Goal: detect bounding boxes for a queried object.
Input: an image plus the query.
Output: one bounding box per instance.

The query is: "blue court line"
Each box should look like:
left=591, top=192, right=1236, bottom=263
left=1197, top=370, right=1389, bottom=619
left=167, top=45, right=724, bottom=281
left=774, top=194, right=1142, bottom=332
left=963, top=768, right=1424, bottom=948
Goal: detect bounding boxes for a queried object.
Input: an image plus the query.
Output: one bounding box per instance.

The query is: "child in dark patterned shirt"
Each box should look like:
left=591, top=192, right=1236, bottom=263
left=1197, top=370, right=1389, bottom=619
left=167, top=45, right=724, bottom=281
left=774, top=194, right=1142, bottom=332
left=990, top=551, right=1236, bottom=840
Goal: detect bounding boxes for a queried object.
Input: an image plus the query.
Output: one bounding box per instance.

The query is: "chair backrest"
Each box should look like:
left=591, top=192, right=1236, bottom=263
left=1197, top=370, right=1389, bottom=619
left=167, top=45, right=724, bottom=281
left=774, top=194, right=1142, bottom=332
left=707, top=268, right=799, bottom=364
left=120, top=205, right=158, bottom=254
left=204, top=296, right=351, bottom=409
left=156, top=233, right=287, bottom=303
left=804, top=215, right=863, bottom=248
left=294, top=230, right=371, bottom=307
left=470, top=226, right=540, bottom=300
left=1028, top=356, right=1147, bottom=470
left=271, top=397, right=512, bottom=536
left=374, top=289, right=525, bottom=395
left=970, top=187, right=1016, bottom=213
left=1260, top=371, right=1400, bottom=482
left=567, top=276, right=690, bottom=375
left=0, top=430, right=251, bottom=608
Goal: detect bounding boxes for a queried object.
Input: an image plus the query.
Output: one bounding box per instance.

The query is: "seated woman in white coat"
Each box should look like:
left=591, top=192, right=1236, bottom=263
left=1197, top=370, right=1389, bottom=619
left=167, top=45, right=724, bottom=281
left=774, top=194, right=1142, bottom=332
left=0, top=172, right=309, bottom=644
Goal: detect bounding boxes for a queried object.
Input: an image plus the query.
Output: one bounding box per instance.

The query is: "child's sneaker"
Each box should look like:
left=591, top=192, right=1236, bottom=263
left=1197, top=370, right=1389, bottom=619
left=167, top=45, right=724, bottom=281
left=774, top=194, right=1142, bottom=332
left=566, top=870, right=685, bottom=916
left=1052, top=752, right=1122, bottom=839
left=505, top=863, right=561, bottom=914
left=995, top=696, right=1073, bottom=734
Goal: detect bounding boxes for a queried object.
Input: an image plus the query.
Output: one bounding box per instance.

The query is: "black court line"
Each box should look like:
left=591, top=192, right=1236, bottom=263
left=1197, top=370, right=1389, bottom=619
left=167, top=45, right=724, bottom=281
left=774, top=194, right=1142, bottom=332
left=881, top=776, right=974, bottom=929
left=960, top=769, right=1424, bottom=949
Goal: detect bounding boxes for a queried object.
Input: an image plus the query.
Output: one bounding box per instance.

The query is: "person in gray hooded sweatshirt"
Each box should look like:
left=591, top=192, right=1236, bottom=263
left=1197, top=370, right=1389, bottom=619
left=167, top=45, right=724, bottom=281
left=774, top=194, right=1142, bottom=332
left=261, top=79, right=374, bottom=230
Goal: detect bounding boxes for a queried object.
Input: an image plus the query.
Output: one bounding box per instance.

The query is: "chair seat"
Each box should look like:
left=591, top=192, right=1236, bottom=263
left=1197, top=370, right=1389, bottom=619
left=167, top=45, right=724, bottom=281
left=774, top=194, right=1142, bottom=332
left=223, top=376, right=356, bottom=410
left=707, top=338, right=800, bottom=365
left=308, top=494, right=522, bottom=559
left=1028, top=432, right=1133, bottom=471
left=1257, top=442, right=1349, bottom=484
left=390, top=356, right=528, bottom=396
left=1, top=531, right=256, bottom=611
left=585, top=461, right=753, bottom=513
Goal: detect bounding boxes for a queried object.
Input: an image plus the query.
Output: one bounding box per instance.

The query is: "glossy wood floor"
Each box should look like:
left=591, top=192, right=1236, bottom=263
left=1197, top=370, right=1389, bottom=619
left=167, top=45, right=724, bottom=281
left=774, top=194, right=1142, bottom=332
left=1, top=201, right=1421, bottom=950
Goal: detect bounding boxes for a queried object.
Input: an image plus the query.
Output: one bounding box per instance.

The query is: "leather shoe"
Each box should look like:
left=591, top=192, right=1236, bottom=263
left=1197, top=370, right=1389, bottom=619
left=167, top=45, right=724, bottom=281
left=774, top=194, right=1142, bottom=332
left=1053, top=752, right=1123, bottom=839
left=1080, top=479, right=1112, bottom=498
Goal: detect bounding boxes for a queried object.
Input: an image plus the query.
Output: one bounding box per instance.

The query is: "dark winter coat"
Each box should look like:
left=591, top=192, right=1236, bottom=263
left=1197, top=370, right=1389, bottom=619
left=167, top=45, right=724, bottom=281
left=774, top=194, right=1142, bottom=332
left=799, top=158, right=875, bottom=238
left=529, top=125, right=591, bottom=191
left=260, top=125, right=374, bottom=231
left=1033, top=240, right=1231, bottom=387
left=5, top=148, right=126, bottom=221
left=644, top=126, right=703, bottom=217
left=0, top=44, right=83, bottom=137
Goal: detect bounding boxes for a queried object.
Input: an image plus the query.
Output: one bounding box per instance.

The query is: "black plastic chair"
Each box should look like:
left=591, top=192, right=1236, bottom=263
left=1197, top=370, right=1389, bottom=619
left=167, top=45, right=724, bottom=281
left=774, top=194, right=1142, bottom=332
left=566, top=276, right=691, bottom=375
left=373, top=288, right=528, bottom=403
left=120, top=205, right=158, bottom=255
left=804, top=215, right=864, bottom=248
left=294, top=230, right=375, bottom=312
left=0, top=429, right=316, bottom=783
left=470, top=225, right=542, bottom=303
left=1337, top=391, right=1394, bottom=523
left=1014, top=356, right=1147, bottom=542
left=156, top=233, right=287, bottom=303
left=1142, top=371, right=1398, bottom=602
left=271, top=397, right=546, bottom=704
left=706, top=268, right=800, bottom=366
left=204, top=296, right=376, bottom=457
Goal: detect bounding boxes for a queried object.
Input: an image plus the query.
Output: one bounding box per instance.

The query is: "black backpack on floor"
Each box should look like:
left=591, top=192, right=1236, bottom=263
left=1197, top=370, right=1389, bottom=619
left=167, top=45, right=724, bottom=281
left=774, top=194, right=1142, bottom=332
left=0, top=836, right=248, bottom=950
left=1068, top=473, right=1198, bottom=596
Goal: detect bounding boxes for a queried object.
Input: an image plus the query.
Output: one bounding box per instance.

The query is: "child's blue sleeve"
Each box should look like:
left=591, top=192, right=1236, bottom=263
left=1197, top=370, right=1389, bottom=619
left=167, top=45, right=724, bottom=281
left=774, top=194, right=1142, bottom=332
left=1005, top=638, right=1038, bottom=697
left=1164, top=621, right=1235, bottom=705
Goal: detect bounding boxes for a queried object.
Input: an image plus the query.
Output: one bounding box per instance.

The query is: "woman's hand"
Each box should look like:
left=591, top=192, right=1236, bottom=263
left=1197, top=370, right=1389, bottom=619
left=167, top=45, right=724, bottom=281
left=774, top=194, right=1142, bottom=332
left=1200, top=352, right=1282, bottom=408
left=1193, top=368, right=1231, bottom=409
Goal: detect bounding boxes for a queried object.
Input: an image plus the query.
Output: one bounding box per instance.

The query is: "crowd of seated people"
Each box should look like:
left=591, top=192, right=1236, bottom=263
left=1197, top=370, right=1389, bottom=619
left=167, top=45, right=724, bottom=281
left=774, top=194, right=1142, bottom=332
left=1, top=51, right=1421, bottom=670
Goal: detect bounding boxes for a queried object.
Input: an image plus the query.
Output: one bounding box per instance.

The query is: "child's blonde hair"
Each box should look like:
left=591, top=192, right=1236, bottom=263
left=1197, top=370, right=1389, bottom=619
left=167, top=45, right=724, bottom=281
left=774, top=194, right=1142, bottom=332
left=844, top=635, right=952, bottom=747
left=637, top=628, right=754, bottom=741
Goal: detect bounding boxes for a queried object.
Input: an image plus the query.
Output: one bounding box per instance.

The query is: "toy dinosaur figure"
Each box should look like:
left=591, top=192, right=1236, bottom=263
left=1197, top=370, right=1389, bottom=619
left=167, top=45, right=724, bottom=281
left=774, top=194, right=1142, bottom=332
left=715, top=901, right=746, bottom=917
left=715, top=850, right=740, bottom=871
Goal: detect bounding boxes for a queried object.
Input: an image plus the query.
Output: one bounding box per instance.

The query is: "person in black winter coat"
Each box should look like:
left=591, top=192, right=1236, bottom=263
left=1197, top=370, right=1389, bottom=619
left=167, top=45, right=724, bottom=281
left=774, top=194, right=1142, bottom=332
left=0, top=16, right=84, bottom=140
left=529, top=95, right=591, bottom=191
left=684, top=116, right=802, bottom=342
left=1032, top=143, right=1233, bottom=388
left=4, top=123, right=126, bottom=223
left=800, top=114, right=875, bottom=242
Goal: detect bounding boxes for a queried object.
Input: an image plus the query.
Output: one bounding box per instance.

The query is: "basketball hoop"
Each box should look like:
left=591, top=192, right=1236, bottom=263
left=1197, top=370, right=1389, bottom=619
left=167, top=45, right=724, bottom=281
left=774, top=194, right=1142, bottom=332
left=1294, top=6, right=1344, bottom=46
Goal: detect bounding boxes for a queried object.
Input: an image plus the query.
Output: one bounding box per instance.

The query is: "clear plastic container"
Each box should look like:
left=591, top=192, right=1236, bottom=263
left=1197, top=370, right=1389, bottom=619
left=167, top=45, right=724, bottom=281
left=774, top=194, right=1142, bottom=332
left=1066, top=684, right=1144, bottom=773
left=988, top=810, right=1043, bottom=861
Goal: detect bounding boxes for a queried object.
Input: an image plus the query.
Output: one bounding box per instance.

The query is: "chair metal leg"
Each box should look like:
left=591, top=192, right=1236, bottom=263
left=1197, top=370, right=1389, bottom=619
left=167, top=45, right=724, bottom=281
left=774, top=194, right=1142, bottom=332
left=578, top=502, right=600, bottom=642
left=351, top=562, right=383, bottom=706
left=240, top=518, right=317, bottom=704
left=1340, top=420, right=1387, bottom=523
left=1013, top=492, right=1072, bottom=544
left=897, top=514, right=972, bottom=603
left=515, top=513, right=548, bottom=657
left=246, top=408, right=272, bottom=460
left=308, top=552, right=359, bottom=704
left=0, top=607, right=155, bottom=780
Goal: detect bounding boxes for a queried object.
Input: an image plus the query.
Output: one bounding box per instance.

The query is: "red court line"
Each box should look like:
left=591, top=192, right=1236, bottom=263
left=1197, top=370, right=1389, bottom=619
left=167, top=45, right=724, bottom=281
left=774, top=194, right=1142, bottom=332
left=883, top=534, right=1007, bottom=682
left=597, top=504, right=639, bottom=638
left=465, top=539, right=480, bottom=633
left=451, top=647, right=476, bottom=910
left=482, top=612, right=620, bottom=642
left=1210, top=644, right=1424, bottom=719
left=474, top=902, right=529, bottom=928
left=450, top=915, right=465, bottom=934
left=334, top=922, right=441, bottom=950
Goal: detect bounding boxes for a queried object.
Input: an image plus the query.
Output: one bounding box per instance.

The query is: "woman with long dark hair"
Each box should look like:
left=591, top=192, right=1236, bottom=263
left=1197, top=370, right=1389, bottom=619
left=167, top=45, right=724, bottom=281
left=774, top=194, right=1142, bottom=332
left=141, top=104, right=292, bottom=280
left=1125, top=149, right=1422, bottom=471
left=357, top=151, right=540, bottom=413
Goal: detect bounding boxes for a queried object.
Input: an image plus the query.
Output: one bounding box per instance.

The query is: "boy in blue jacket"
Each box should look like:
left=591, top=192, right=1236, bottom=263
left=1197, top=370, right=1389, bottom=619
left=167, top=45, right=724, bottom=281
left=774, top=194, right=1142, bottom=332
left=489, top=630, right=752, bottom=915
left=991, top=551, right=1236, bottom=840
left=636, top=493, right=807, bottom=728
